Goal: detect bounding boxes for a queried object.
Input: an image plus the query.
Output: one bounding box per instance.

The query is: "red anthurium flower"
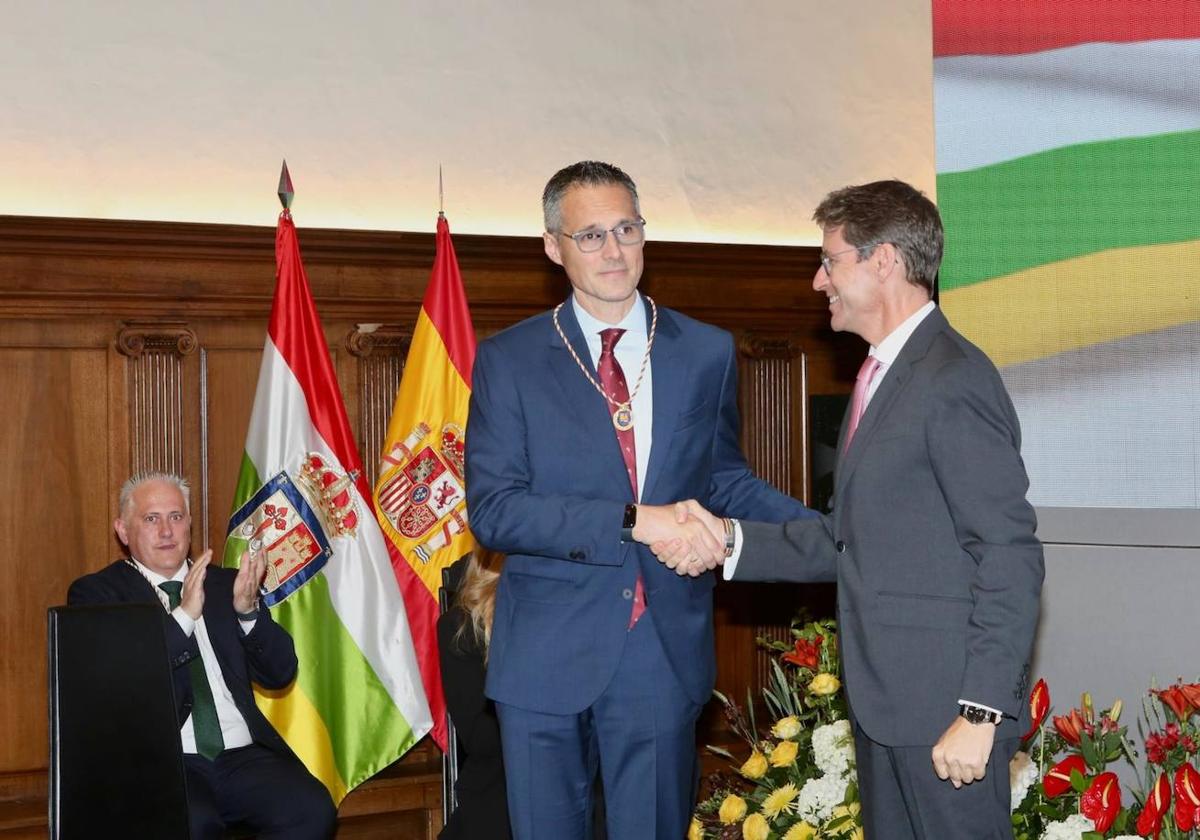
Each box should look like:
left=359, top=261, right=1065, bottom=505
left=1137, top=772, right=1171, bottom=839
left=1053, top=708, right=1088, bottom=746
left=1021, top=678, right=1049, bottom=741
left=781, top=635, right=823, bottom=669
left=1179, top=683, right=1200, bottom=711
left=1043, top=754, right=1087, bottom=799
left=1173, top=765, right=1200, bottom=831
left=1155, top=686, right=1195, bottom=723
left=1080, top=772, right=1120, bottom=834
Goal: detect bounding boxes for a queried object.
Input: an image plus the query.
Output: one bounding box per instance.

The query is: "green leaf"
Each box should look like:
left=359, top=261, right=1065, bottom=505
left=1070, top=767, right=1088, bottom=793
left=706, top=745, right=735, bottom=760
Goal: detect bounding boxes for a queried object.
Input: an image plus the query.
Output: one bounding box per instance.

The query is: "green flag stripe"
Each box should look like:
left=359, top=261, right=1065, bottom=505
left=225, top=456, right=418, bottom=789
left=937, top=128, right=1200, bottom=291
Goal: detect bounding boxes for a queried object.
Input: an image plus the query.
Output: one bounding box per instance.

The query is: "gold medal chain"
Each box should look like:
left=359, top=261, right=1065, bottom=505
left=551, top=297, right=658, bottom=428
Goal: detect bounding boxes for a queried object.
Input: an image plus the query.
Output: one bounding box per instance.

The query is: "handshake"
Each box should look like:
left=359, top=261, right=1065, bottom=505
left=632, top=500, right=729, bottom=577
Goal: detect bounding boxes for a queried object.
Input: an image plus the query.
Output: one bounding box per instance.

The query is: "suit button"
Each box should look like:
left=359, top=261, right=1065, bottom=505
left=835, top=540, right=847, bottom=553
left=622, top=588, right=633, bottom=600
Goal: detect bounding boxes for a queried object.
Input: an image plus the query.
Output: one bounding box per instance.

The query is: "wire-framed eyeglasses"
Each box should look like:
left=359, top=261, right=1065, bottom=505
left=561, top=219, right=647, bottom=253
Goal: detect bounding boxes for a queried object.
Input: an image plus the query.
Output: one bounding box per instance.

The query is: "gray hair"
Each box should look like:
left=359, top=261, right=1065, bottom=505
left=118, top=472, right=191, bottom=519
left=542, top=160, right=640, bottom=233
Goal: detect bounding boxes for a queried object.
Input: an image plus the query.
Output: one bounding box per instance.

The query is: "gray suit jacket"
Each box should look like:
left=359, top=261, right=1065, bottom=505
left=734, top=307, right=1043, bottom=746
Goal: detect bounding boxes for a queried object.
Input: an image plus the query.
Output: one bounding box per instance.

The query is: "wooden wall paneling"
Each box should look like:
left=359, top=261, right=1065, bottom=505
left=0, top=320, right=116, bottom=793
left=346, top=325, right=412, bottom=488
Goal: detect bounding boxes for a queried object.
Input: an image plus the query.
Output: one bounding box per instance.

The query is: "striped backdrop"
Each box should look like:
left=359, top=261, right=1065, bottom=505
left=933, top=1, right=1200, bottom=507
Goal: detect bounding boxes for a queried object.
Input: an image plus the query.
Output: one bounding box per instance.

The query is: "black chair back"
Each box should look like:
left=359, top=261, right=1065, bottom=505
left=48, top=603, right=190, bottom=839
left=438, top=566, right=461, bottom=826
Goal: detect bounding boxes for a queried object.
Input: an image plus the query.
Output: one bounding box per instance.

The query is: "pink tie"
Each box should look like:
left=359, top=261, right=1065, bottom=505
left=597, top=328, right=646, bottom=628
left=843, top=355, right=881, bottom=452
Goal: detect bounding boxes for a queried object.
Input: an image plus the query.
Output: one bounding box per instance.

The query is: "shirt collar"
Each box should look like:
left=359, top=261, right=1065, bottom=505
left=571, top=292, right=647, bottom=339
left=871, top=301, right=936, bottom=366
left=129, top=556, right=187, bottom=587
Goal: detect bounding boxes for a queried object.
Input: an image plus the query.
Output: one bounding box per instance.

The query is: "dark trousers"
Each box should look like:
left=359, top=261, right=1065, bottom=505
left=496, top=614, right=702, bottom=840
left=854, top=723, right=1017, bottom=840
left=183, top=744, right=337, bottom=840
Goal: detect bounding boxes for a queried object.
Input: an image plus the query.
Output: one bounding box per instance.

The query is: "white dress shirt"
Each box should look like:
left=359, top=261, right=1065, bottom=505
left=571, top=293, right=654, bottom=500
left=130, top=557, right=256, bottom=754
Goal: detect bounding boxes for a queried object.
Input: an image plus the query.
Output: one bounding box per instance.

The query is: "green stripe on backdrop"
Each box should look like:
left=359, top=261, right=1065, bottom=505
left=937, top=128, right=1200, bottom=291
left=261, top=567, right=419, bottom=788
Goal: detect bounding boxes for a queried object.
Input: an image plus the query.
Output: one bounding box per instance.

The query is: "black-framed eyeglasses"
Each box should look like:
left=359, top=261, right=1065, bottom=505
left=819, top=241, right=881, bottom=275
left=561, top=219, right=646, bottom=253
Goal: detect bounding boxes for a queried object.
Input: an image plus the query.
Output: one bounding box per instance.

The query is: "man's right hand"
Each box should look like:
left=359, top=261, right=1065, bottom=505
left=632, top=502, right=724, bottom=576
left=180, top=549, right=211, bottom=620
left=648, top=500, right=726, bottom=576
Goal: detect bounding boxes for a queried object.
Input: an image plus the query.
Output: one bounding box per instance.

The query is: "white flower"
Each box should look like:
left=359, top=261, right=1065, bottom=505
left=812, top=720, right=854, bottom=777
left=795, top=773, right=848, bottom=823
left=1039, top=812, right=1095, bottom=840
left=1009, top=750, right=1038, bottom=811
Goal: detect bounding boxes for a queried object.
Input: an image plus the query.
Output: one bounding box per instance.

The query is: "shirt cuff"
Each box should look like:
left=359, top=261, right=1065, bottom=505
left=172, top=607, right=196, bottom=637
left=722, top=520, right=744, bottom=580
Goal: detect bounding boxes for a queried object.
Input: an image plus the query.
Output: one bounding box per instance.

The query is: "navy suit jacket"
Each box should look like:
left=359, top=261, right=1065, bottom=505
left=466, top=297, right=812, bottom=713
left=68, top=559, right=299, bottom=756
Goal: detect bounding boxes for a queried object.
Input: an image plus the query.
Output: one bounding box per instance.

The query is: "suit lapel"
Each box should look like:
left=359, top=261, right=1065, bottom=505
left=640, top=301, right=684, bottom=504
left=547, top=299, right=637, bottom=499
left=835, top=308, right=946, bottom=495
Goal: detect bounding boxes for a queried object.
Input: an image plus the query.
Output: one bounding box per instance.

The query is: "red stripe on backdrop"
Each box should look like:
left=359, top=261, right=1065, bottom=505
left=422, top=215, right=476, bottom=388
left=933, top=0, right=1200, bottom=57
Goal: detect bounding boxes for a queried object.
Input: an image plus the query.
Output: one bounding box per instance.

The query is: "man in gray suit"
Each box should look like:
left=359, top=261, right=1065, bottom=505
left=651, top=180, right=1043, bottom=839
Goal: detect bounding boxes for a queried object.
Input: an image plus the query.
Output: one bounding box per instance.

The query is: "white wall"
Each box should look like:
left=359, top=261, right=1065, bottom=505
left=1, top=1, right=935, bottom=244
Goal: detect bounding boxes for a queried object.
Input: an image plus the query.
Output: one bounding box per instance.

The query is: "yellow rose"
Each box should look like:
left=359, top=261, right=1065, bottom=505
left=769, top=739, right=800, bottom=767
left=771, top=715, right=802, bottom=739
left=719, top=794, right=748, bottom=824
left=809, top=672, right=841, bottom=696
left=782, top=823, right=818, bottom=840
left=687, top=817, right=704, bottom=840
left=740, top=749, right=769, bottom=779
left=742, top=813, right=770, bottom=840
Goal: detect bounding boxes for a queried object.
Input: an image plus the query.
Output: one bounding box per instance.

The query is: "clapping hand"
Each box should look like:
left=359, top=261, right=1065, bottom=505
left=232, top=546, right=267, bottom=615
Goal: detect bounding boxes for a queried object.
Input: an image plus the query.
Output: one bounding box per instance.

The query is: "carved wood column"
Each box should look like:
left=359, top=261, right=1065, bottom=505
left=115, top=322, right=200, bottom=479
left=737, top=332, right=808, bottom=504
left=346, top=325, right=412, bottom=486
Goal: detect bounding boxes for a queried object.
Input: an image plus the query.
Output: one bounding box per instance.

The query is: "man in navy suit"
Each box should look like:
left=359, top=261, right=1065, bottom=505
left=68, top=473, right=335, bottom=839
left=465, top=161, right=813, bottom=839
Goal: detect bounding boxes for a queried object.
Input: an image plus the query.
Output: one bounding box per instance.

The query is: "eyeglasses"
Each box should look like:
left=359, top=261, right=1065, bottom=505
left=561, top=219, right=646, bottom=253
left=819, top=242, right=881, bottom=275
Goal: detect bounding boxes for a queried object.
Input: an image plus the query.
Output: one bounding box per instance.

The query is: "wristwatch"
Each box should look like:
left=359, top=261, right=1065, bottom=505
left=959, top=703, right=1003, bottom=726
left=620, top=504, right=637, bottom=542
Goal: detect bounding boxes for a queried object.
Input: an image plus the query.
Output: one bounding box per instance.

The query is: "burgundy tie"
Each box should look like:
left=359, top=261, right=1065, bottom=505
left=843, top=355, right=882, bottom=452
left=598, top=328, right=645, bottom=627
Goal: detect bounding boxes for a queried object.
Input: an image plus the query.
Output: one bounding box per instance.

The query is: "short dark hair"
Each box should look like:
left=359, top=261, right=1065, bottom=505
left=542, top=161, right=640, bottom=233
left=813, top=180, right=943, bottom=294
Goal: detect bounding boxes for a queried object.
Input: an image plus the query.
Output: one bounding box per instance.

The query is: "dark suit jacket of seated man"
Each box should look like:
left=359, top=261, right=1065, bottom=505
left=68, top=472, right=336, bottom=840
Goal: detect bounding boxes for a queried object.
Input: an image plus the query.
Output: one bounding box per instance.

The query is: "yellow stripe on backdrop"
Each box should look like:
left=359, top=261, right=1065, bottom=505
left=255, top=684, right=348, bottom=803
left=942, top=238, right=1200, bottom=368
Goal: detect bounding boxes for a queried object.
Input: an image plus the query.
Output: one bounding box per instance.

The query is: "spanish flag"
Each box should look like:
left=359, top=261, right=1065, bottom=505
left=374, top=213, right=477, bottom=750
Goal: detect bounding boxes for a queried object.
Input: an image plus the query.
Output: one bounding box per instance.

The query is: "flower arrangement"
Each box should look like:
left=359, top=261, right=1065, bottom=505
left=1011, top=677, right=1200, bottom=839
left=690, top=617, right=861, bottom=840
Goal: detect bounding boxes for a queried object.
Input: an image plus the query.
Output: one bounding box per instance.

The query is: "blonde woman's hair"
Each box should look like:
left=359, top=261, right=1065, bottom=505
left=453, top=547, right=504, bottom=658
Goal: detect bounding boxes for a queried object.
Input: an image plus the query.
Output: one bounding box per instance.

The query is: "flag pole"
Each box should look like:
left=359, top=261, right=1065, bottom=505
left=278, top=160, right=295, bottom=211
left=438, top=164, right=444, bottom=219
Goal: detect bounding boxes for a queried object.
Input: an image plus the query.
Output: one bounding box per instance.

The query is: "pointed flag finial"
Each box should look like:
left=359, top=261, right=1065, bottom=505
left=438, top=164, right=444, bottom=218
left=278, top=160, right=294, bottom=210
